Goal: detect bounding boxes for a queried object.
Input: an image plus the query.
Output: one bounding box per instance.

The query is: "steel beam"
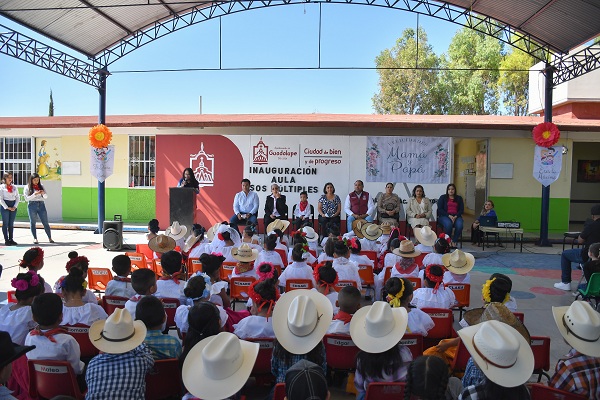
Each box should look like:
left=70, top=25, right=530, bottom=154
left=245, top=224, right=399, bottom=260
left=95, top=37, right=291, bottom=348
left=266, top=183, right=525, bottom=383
left=551, top=45, right=600, bottom=86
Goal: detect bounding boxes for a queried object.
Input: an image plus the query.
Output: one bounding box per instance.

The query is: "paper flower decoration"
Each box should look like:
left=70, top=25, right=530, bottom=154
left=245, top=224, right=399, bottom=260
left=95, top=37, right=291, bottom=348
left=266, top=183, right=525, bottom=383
left=89, top=124, right=113, bottom=148
left=532, top=122, right=560, bottom=147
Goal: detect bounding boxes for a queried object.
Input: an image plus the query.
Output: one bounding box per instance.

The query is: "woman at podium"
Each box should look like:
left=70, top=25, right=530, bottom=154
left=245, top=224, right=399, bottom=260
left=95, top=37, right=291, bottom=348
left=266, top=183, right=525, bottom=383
left=178, top=168, right=200, bottom=194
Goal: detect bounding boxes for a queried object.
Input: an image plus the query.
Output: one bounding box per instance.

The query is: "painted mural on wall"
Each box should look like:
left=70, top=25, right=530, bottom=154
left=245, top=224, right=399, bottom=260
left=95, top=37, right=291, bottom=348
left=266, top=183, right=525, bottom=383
left=36, top=138, right=61, bottom=180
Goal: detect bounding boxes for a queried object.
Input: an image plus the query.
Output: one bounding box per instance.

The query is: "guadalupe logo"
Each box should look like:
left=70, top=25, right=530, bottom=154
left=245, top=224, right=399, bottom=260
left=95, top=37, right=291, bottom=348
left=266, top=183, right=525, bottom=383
left=253, top=137, right=268, bottom=164
left=189, top=143, right=214, bottom=187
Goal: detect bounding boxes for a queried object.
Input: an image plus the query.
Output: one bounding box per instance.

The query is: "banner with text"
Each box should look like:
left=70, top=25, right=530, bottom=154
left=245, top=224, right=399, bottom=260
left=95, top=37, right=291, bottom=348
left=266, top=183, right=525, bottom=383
left=533, top=145, right=563, bottom=187
left=366, top=137, right=451, bottom=183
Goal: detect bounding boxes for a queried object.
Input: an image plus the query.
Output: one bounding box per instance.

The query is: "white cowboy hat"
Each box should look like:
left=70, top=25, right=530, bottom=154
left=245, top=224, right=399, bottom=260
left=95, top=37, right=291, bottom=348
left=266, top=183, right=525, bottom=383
left=266, top=219, right=290, bottom=234
left=206, top=223, right=222, bottom=241
left=392, top=240, right=421, bottom=258
left=361, top=223, right=383, bottom=241
left=231, top=243, right=258, bottom=263
left=183, top=233, right=202, bottom=253
left=165, top=221, right=187, bottom=241
left=442, top=249, right=475, bottom=274
left=552, top=301, right=600, bottom=357
left=414, top=226, right=436, bottom=247
left=182, top=332, right=259, bottom=400
left=352, top=219, right=368, bottom=239
left=301, top=226, right=318, bottom=242
left=89, top=308, right=146, bottom=354
left=148, top=234, right=176, bottom=254
left=272, top=289, right=333, bottom=355
left=349, top=301, right=408, bottom=353
left=458, top=320, right=534, bottom=388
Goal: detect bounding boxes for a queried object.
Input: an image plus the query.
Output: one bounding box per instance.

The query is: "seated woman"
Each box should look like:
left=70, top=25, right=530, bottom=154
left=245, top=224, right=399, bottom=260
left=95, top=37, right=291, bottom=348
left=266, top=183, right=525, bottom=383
left=471, top=199, right=497, bottom=245
left=406, top=185, right=433, bottom=229
left=377, top=182, right=401, bottom=227
left=437, top=183, right=464, bottom=248
left=317, top=182, right=341, bottom=239
left=293, top=191, right=313, bottom=230
left=263, top=184, right=288, bottom=232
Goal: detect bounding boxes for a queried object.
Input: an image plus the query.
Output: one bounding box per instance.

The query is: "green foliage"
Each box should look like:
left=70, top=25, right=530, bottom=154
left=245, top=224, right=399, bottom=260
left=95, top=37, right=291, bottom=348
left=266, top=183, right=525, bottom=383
left=48, top=90, right=54, bottom=117
left=498, top=48, right=537, bottom=116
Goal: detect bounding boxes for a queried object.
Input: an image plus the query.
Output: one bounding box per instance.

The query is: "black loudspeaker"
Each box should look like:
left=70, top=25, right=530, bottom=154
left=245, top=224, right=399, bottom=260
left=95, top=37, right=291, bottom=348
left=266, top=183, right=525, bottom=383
left=103, top=221, right=123, bottom=251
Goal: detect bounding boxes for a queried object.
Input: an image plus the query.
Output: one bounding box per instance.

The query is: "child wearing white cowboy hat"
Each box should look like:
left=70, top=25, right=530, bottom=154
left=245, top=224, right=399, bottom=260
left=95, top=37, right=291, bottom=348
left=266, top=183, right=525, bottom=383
left=266, top=219, right=291, bottom=236
left=549, top=301, right=600, bottom=398
left=165, top=221, right=187, bottom=250
left=458, top=320, right=534, bottom=398
left=230, top=243, right=259, bottom=280
left=271, top=289, right=333, bottom=383
left=279, top=243, right=317, bottom=290
left=350, top=301, right=413, bottom=400
left=414, top=225, right=436, bottom=253
left=300, top=226, right=319, bottom=252
left=442, top=249, right=475, bottom=284
left=182, top=332, right=259, bottom=400
left=359, top=223, right=383, bottom=252
left=86, top=308, right=154, bottom=400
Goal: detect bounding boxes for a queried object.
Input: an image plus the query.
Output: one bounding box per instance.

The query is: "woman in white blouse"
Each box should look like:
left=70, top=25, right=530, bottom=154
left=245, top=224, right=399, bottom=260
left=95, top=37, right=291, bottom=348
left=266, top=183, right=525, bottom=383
left=0, top=172, right=20, bottom=245
left=23, top=173, right=54, bottom=244
left=406, top=185, right=433, bottom=229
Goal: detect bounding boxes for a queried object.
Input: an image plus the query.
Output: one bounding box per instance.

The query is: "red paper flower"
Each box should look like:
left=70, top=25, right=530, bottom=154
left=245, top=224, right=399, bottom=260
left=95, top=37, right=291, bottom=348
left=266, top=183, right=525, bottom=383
left=532, top=122, right=560, bottom=147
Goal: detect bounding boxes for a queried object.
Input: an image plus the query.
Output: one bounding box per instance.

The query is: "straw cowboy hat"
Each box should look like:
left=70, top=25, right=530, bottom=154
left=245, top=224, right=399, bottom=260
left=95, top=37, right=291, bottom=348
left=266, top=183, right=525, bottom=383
left=165, top=221, right=187, bottom=241
left=89, top=308, right=147, bottom=354
left=463, top=302, right=530, bottom=343
left=272, top=289, right=333, bottom=355
left=182, top=332, right=259, bottom=400
left=206, top=223, right=222, bottom=241
left=148, top=234, right=176, bottom=254
left=350, top=301, right=408, bottom=353
left=301, top=226, right=318, bottom=242
left=414, top=226, right=437, bottom=247
left=183, top=232, right=202, bottom=253
left=458, top=320, right=534, bottom=388
left=442, top=249, right=475, bottom=274
left=552, top=300, right=600, bottom=357
left=352, top=219, right=368, bottom=239
left=231, top=243, right=259, bottom=263
left=380, top=221, right=392, bottom=235
left=267, top=219, right=290, bottom=234
left=361, top=223, right=383, bottom=241
left=392, top=240, right=421, bottom=258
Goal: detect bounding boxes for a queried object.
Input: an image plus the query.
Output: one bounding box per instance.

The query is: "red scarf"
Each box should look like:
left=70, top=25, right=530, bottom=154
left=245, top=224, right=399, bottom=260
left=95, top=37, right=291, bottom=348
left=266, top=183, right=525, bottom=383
left=160, top=272, right=182, bottom=284
left=333, top=310, right=353, bottom=324
left=33, top=184, right=41, bottom=191
left=113, top=276, right=131, bottom=283
left=299, top=201, right=308, bottom=212
left=130, top=294, right=143, bottom=302
left=6, top=184, right=13, bottom=193
left=29, top=327, right=67, bottom=343
left=394, top=262, right=419, bottom=275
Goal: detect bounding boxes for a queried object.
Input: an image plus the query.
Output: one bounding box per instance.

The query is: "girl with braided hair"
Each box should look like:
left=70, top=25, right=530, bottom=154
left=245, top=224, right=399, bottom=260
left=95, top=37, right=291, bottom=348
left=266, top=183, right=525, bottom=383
left=332, top=239, right=362, bottom=290
left=317, top=236, right=336, bottom=263
left=179, top=301, right=222, bottom=368
left=410, top=264, right=456, bottom=310
left=54, top=255, right=98, bottom=304
left=287, top=231, right=317, bottom=265
left=61, top=269, right=107, bottom=326
left=19, top=246, right=52, bottom=293
left=312, top=261, right=339, bottom=314
left=404, top=356, right=463, bottom=400
left=279, top=243, right=316, bottom=290
left=385, top=277, right=434, bottom=337
left=255, top=233, right=285, bottom=271
left=175, top=273, right=228, bottom=335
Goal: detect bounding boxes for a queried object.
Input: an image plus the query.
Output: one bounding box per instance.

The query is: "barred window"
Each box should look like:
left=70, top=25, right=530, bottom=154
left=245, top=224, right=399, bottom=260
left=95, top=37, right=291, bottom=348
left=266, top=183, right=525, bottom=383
left=129, top=136, right=156, bottom=187
left=0, top=138, right=33, bottom=185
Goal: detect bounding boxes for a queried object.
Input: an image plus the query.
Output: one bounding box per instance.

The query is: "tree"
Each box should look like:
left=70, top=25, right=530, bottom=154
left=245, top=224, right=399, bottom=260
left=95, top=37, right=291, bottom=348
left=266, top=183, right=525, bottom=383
left=48, top=90, right=54, bottom=117
left=498, top=48, right=537, bottom=116
left=372, top=27, right=442, bottom=114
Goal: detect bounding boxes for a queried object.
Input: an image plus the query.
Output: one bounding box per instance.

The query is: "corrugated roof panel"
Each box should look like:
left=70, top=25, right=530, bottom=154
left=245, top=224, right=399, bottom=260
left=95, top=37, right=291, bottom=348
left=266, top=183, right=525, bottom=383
left=474, top=0, right=546, bottom=28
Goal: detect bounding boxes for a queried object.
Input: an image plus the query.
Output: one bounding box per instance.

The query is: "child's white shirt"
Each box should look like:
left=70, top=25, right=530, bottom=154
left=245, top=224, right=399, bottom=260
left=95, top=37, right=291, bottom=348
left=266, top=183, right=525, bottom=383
left=105, top=278, right=136, bottom=298
left=414, top=244, right=433, bottom=253
left=255, top=250, right=285, bottom=270
left=0, top=305, right=36, bottom=345
left=358, top=238, right=379, bottom=252
left=61, top=303, right=108, bottom=326
left=233, top=315, right=275, bottom=339
left=279, top=261, right=315, bottom=288
left=317, top=253, right=334, bottom=263
left=332, top=257, right=362, bottom=290
left=155, top=279, right=187, bottom=305
left=422, top=253, right=444, bottom=267
left=384, top=253, right=403, bottom=269
left=175, top=303, right=227, bottom=333
left=124, top=294, right=152, bottom=320
left=407, top=308, right=435, bottom=336
left=349, top=253, right=373, bottom=267
left=311, top=288, right=339, bottom=315
left=25, top=331, right=85, bottom=375
left=443, top=271, right=471, bottom=284
left=287, top=249, right=317, bottom=265
left=410, top=287, right=457, bottom=309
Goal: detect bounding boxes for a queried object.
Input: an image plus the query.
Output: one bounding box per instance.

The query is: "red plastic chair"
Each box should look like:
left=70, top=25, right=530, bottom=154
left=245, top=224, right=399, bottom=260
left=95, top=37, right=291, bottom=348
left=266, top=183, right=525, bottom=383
left=365, top=382, right=405, bottom=400
left=273, top=382, right=286, bottom=400
left=125, top=252, right=148, bottom=270
left=145, top=358, right=181, bottom=400
left=530, top=336, right=551, bottom=382
left=406, top=277, right=422, bottom=289
left=359, top=250, right=378, bottom=270
left=102, top=295, right=128, bottom=314
left=7, top=290, right=17, bottom=303
left=528, top=383, right=587, bottom=400
left=513, top=312, right=525, bottom=323
left=87, top=267, right=113, bottom=292
left=450, top=337, right=471, bottom=377
left=152, top=259, right=163, bottom=276
left=230, top=277, right=256, bottom=310
left=358, top=264, right=375, bottom=299
left=219, top=261, right=237, bottom=282
left=414, top=252, right=428, bottom=267
left=28, top=359, right=86, bottom=400
left=275, top=248, right=289, bottom=266
left=246, top=337, right=275, bottom=385
left=399, top=333, right=424, bottom=360
left=63, top=324, right=99, bottom=359
left=334, top=280, right=358, bottom=292
left=446, top=283, right=471, bottom=319
left=136, top=244, right=155, bottom=268
left=323, top=334, right=360, bottom=372
left=161, top=297, right=180, bottom=330
left=285, top=279, right=313, bottom=292
left=421, top=308, right=455, bottom=349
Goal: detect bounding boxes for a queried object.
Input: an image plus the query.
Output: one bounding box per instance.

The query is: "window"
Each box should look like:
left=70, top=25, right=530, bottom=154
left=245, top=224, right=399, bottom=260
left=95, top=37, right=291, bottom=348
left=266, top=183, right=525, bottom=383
left=129, top=136, right=156, bottom=187
left=0, top=138, right=33, bottom=185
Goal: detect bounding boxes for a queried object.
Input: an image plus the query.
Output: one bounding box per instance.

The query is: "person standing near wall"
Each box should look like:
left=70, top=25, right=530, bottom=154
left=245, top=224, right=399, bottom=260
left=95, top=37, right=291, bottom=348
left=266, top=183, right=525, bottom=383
left=23, top=173, right=54, bottom=244
left=0, top=172, right=20, bottom=246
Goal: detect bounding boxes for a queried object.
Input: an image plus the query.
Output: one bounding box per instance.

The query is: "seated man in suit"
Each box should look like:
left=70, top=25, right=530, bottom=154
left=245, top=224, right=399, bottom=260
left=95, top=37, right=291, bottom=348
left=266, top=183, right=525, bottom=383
left=264, top=184, right=288, bottom=230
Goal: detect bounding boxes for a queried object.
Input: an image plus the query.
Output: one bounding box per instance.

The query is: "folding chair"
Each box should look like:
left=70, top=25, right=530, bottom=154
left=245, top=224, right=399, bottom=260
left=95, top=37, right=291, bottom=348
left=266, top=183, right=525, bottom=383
left=406, top=277, right=421, bottom=289
left=125, top=252, right=148, bottom=270
left=87, top=267, right=113, bottom=293
left=230, top=276, right=256, bottom=311
left=152, top=259, right=163, bottom=276
left=513, top=312, right=525, bottom=323
left=359, top=250, right=378, bottom=270
left=246, top=337, right=275, bottom=385
left=186, top=257, right=203, bottom=277
left=414, top=252, right=428, bottom=268
left=334, top=280, right=358, bottom=292
left=220, top=262, right=237, bottom=282
left=145, top=358, right=182, bottom=400
left=323, top=334, right=360, bottom=373
left=275, top=248, right=289, bottom=266
left=420, top=308, right=455, bottom=349
left=358, top=264, right=375, bottom=299
left=102, top=295, right=128, bottom=314
left=63, top=324, right=99, bottom=359
left=575, top=272, right=600, bottom=310
left=399, top=333, right=424, bottom=360
left=446, top=283, right=471, bottom=319
left=161, top=297, right=180, bottom=330
left=528, top=383, right=587, bottom=400
left=364, top=382, right=405, bottom=400
left=7, top=290, right=16, bottom=303
left=273, top=383, right=286, bottom=400
left=136, top=244, right=155, bottom=268
left=450, top=337, right=471, bottom=377
left=285, top=279, right=313, bottom=292
left=28, top=359, right=86, bottom=400
left=530, top=336, right=551, bottom=382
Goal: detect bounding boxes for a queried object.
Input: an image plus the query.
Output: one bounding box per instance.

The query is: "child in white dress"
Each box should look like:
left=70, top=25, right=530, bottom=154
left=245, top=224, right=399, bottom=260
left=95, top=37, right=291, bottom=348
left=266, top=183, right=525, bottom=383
left=19, top=247, right=52, bottom=293
left=332, top=239, right=362, bottom=291
left=288, top=232, right=318, bottom=266
left=279, top=243, right=316, bottom=290
left=0, top=271, right=43, bottom=344
left=317, top=237, right=336, bottom=264
left=441, top=249, right=474, bottom=285
left=385, top=277, right=434, bottom=336
left=54, top=255, right=97, bottom=304
left=312, top=261, right=339, bottom=315
left=199, top=253, right=230, bottom=308
left=175, top=273, right=228, bottom=334
left=105, top=254, right=136, bottom=298
left=61, top=270, right=107, bottom=326
left=422, top=234, right=451, bottom=268
left=155, top=250, right=187, bottom=305
left=255, top=234, right=285, bottom=271
left=411, top=264, right=456, bottom=310
left=348, top=238, right=374, bottom=267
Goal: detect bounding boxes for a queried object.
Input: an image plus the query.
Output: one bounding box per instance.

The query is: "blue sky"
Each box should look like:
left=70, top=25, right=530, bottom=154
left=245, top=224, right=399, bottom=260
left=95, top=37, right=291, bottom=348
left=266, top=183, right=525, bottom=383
left=0, top=5, right=459, bottom=116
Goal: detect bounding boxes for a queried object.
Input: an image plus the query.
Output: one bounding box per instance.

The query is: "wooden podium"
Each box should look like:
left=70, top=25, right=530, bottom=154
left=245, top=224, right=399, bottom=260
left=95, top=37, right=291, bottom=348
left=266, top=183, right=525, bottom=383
left=169, top=187, right=197, bottom=232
